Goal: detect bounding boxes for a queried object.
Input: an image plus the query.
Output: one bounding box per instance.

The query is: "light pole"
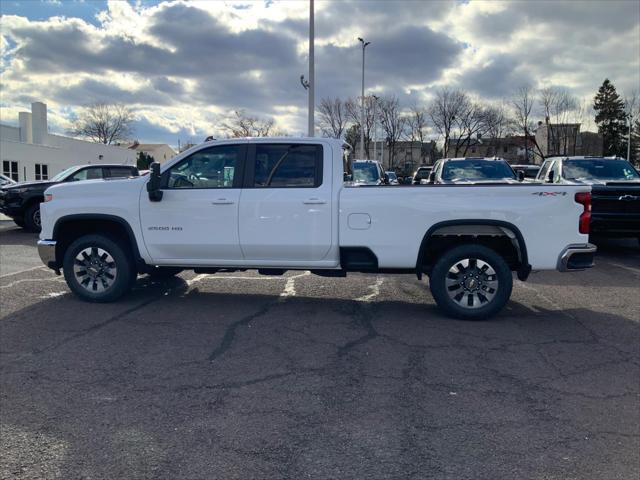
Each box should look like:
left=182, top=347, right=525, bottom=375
left=358, top=37, right=370, bottom=159
left=308, top=0, right=314, bottom=137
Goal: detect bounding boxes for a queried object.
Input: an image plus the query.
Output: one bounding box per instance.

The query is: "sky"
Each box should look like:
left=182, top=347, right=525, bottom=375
left=0, top=0, right=639, bottom=147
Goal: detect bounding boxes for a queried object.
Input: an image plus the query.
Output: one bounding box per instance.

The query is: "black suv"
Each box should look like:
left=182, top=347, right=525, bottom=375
left=0, top=164, right=139, bottom=232
left=535, top=156, right=640, bottom=241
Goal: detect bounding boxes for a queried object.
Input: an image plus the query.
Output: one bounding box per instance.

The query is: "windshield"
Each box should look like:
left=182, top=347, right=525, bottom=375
left=51, top=166, right=80, bottom=182
left=387, top=172, right=397, bottom=180
left=563, top=159, right=640, bottom=181
left=414, top=168, right=431, bottom=180
left=352, top=163, right=380, bottom=183
left=441, top=160, right=516, bottom=181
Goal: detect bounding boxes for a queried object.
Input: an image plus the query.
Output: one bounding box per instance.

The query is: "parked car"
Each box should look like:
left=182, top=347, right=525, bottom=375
left=428, top=157, right=523, bottom=184
left=351, top=160, right=388, bottom=186
left=38, top=138, right=595, bottom=320
left=512, top=164, right=541, bottom=181
left=385, top=171, right=399, bottom=185
left=412, top=166, right=433, bottom=185
left=535, top=156, right=640, bottom=241
left=0, top=164, right=139, bottom=232
left=0, top=174, right=16, bottom=187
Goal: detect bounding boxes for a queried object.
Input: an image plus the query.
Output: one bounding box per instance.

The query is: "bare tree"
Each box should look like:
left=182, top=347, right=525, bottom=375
left=69, top=103, right=134, bottom=145
left=483, top=102, right=513, bottom=156
left=317, top=97, right=347, bottom=139
left=378, top=95, right=407, bottom=170
left=221, top=110, right=276, bottom=137
left=345, top=97, right=375, bottom=158
left=512, top=86, right=543, bottom=162
left=405, top=105, right=429, bottom=163
left=540, top=87, right=581, bottom=155
left=428, top=88, right=468, bottom=157
left=451, top=99, right=493, bottom=157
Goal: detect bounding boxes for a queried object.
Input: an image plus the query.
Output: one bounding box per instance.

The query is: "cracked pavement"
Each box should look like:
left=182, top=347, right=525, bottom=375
left=1, top=221, right=639, bottom=479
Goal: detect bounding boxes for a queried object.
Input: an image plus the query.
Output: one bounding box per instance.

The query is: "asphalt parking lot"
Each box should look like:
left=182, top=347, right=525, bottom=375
left=1, top=220, right=638, bottom=480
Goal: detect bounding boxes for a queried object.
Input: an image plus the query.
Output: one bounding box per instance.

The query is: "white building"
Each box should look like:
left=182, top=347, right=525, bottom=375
left=128, top=142, right=176, bottom=163
left=0, top=102, right=136, bottom=182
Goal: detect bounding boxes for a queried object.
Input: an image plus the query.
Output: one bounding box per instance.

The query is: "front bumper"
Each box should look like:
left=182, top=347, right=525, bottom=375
left=37, top=240, right=58, bottom=270
left=557, top=243, right=597, bottom=272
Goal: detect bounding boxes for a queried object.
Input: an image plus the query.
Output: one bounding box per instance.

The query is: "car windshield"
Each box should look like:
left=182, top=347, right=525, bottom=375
left=441, top=160, right=516, bottom=181
left=563, top=159, right=640, bottom=181
left=414, top=168, right=431, bottom=180
left=51, top=166, right=80, bottom=182
left=387, top=172, right=397, bottom=180
left=352, top=163, right=379, bottom=183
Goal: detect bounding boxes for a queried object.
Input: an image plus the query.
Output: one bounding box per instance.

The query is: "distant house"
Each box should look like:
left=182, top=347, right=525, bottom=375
left=362, top=140, right=436, bottom=174
left=445, top=136, right=537, bottom=164
left=0, top=102, right=135, bottom=182
left=534, top=122, right=603, bottom=161
left=128, top=142, right=176, bottom=163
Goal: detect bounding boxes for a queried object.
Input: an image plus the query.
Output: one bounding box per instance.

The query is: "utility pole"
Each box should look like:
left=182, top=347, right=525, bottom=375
left=308, top=0, right=314, bottom=137
left=358, top=37, right=370, bottom=159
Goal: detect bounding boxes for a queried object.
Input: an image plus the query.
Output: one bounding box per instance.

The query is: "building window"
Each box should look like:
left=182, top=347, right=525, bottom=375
left=503, top=146, right=508, bottom=153
left=35, top=164, right=49, bottom=180
left=2, top=161, right=18, bottom=181
left=471, top=147, right=476, bottom=153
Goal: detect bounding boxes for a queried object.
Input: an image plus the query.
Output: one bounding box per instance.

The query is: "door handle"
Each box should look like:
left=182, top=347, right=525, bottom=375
left=303, top=198, right=326, bottom=205
left=211, top=198, right=234, bottom=205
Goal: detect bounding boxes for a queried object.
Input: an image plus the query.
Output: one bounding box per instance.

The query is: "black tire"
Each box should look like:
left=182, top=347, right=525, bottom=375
left=23, top=203, right=42, bottom=232
left=429, top=244, right=513, bottom=321
left=147, top=266, right=183, bottom=279
left=63, top=234, right=134, bottom=302
left=12, top=217, right=25, bottom=228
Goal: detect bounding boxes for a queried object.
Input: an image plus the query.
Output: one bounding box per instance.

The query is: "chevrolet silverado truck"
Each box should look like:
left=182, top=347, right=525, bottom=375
left=535, top=156, right=640, bottom=242
left=37, top=138, right=596, bottom=320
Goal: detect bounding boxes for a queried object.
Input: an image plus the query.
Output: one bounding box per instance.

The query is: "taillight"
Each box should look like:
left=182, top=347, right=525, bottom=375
left=575, top=191, right=591, bottom=234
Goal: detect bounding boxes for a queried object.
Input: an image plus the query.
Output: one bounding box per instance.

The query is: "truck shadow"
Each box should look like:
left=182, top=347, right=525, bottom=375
left=0, top=222, right=38, bottom=247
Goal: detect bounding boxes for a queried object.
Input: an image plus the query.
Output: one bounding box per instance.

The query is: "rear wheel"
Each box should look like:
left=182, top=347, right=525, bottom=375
left=429, top=244, right=513, bottom=320
left=63, top=234, right=133, bottom=302
left=12, top=217, right=25, bottom=228
left=23, top=203, right=42, bottom=232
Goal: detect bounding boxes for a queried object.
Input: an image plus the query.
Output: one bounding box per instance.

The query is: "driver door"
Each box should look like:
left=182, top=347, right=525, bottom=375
left=140, top=144, right=246, bottom=264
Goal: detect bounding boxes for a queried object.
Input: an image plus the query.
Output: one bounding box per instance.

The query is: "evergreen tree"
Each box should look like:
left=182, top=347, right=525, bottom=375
left=631, top=117, right=640, bottom=167
left=593, top=79, right=628, bottom=157
left=136, top=151, right=155, bottom=170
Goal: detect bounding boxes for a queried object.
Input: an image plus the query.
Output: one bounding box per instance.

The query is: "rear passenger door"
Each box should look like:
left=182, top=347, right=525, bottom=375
left=238, top=143, right=332, bottom=262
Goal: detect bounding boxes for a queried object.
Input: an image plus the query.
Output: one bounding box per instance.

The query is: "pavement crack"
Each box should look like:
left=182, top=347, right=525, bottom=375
left=208, top=301, right=276, bottom=362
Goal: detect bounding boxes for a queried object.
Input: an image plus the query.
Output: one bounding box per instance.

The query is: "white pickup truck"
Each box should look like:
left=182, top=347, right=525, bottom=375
left=38, top=138, right=596, bottom=320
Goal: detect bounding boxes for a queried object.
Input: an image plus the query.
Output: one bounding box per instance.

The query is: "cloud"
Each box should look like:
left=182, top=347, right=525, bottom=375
left=0, top=0, right=638, bottom=141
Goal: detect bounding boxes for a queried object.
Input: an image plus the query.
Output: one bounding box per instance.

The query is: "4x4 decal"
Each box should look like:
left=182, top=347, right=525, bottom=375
left=531, top=191, right=568, bottom=197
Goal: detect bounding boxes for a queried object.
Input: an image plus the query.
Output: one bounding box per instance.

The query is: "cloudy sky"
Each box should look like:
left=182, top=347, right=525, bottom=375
left=1, top=0, right=638, bottom=146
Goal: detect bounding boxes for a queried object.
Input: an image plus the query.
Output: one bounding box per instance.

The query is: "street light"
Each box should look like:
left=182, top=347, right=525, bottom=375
left=628, top=112, right=633, bottom=162
left=358, top=37, right=370, bottom=159
left=301, top=0, right=315, bottom=137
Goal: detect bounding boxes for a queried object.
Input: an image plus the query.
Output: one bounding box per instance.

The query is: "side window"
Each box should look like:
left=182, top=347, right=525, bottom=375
left=167, top=145, right=241, bottom=189
left=252, top=144, right=322, bottom=188
left=107, top=167, right=135, bottom=178
left=35, top=163, right=49, bottom=180
left=70, top=168, right=103, bottom=181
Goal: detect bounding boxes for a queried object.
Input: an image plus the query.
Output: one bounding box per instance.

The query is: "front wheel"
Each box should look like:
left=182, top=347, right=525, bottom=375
left=23, top=203, right=42, bottom=232
left=429, top=244, right=513, bottom=321
left=63, top=234, right=134, bottom=302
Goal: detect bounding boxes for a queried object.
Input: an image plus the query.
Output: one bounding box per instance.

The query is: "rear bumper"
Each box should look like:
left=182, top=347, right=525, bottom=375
left=557, top=243, right=597, bottom=272
left=37, top=240, right=58, bottom=270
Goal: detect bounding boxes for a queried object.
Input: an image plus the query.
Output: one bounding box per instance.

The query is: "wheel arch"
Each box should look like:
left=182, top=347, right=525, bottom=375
left=416, top=219, right=531, bottom=281
left=52, top=214, right=144, bottom=269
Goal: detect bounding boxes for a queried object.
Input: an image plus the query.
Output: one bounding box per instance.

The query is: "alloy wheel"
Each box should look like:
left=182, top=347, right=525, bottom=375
left=445, top=258, right=498, bottom=309
left=73, top=247, right=117, bottom=293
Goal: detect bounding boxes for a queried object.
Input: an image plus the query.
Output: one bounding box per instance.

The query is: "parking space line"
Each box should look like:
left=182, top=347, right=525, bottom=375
left=0, top=265, right=46, bottom=279
left=356, top=277, right=384, bottom=302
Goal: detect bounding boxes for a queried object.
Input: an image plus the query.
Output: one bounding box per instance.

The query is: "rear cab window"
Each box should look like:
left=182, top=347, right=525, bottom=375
left=248, top=143, right=323, bottom=188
